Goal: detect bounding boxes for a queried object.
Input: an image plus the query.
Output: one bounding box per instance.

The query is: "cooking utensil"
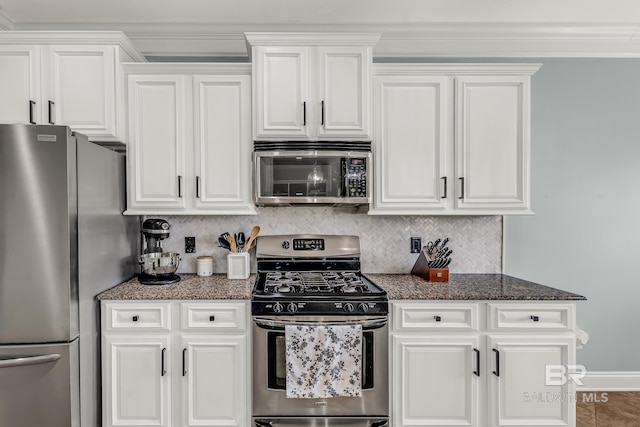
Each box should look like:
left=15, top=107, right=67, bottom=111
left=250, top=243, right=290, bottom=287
left=243, top=225, right=260, bottom=252
left=224, top=233, right=237, bottom=253
left=237, top=232, right=246, bottom=252
left=217, top=236, right=231, bottom=251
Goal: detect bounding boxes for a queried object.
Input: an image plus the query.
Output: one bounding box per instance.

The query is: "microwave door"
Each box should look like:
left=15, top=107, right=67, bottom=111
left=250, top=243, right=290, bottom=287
left=254, top=151, right=371, bottom=205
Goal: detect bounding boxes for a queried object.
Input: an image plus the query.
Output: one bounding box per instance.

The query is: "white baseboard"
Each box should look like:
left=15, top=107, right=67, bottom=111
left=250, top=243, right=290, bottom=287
left=577, top=371, right=640, bottom=391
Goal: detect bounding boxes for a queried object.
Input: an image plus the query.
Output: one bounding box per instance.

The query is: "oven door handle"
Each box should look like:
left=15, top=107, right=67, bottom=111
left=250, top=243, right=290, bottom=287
left=253, top=316, right=388, bottom=330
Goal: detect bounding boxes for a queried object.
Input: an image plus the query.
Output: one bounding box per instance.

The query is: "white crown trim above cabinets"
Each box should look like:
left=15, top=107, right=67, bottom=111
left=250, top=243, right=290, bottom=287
left=16, top=22, right=640, bottom=59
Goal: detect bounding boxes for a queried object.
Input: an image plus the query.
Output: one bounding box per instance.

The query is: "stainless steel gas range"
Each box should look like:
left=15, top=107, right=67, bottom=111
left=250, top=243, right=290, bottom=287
left=251, top=235, right=389, bottom=427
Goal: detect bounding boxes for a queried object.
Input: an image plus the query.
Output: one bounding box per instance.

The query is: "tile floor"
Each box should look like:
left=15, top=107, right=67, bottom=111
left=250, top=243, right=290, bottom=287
left=577, top=392, right=640, bottom=426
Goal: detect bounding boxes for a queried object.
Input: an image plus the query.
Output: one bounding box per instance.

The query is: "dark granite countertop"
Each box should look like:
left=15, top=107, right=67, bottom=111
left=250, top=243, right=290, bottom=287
left=366, top=273, right=586, bottom=301
left=97, top=273, right=585, bottom=302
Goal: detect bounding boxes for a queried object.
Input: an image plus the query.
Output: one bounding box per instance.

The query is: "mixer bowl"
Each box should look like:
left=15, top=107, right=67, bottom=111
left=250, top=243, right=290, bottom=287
left=140, top=252, right=181, bottom=276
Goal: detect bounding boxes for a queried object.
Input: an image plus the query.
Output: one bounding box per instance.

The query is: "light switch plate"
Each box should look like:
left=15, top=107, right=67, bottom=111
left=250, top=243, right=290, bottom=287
left=411, top=237, right=421, bottom=253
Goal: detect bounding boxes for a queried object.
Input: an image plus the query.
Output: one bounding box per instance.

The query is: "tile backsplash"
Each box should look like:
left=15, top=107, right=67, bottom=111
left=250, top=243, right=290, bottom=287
left=154, top=207, right=502, bottom=274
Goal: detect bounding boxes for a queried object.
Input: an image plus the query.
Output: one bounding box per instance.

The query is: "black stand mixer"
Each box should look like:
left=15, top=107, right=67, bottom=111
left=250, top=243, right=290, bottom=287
left=139, top=219, right=181, bottom=285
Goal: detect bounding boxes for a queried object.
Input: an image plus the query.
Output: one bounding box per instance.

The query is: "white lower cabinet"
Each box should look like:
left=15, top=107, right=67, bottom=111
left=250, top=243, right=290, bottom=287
left=392, top=334, right=480, bottom=426
left=391, top=301, right=577, bottom=427
left=103, top=334, right=172, bottom=427
left=102, top=301, right=249, bottom=427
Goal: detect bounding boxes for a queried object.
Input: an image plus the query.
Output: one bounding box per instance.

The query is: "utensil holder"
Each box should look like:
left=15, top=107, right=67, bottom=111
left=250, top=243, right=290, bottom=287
left=227, top=252, right=250, bottom=279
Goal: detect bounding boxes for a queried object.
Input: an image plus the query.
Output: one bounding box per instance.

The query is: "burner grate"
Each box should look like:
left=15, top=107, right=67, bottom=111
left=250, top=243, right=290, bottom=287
left=260, top=271, right=373, bottom=294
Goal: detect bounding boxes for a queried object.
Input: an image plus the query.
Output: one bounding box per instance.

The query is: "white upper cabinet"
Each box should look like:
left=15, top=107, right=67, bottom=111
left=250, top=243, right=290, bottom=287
left=372, top=75, right=452, bottom=213
left=0, top=32, right=144, bottom=141
left=0, top=45, right=40, bottom=124
left=192, top=75, right=254, bottom=213
left=124, top=64, right=256, bottom=215
left=370, top=64, right=540, bottom=215
left=127, top=75, right=187, bottom=211
left=253, top=46, right=310, bottom=138
left=246, top=33, right=379, bottom=141
left=455, top=75, right=530, bottom=211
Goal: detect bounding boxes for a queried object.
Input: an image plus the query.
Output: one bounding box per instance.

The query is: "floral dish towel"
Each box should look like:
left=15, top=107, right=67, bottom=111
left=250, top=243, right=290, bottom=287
left=285, top=324, right=362, bottom=398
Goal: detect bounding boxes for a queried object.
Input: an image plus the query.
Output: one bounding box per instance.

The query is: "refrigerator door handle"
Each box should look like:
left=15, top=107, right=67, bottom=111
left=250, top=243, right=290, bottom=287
left=0, top=353, right=61, bottom=369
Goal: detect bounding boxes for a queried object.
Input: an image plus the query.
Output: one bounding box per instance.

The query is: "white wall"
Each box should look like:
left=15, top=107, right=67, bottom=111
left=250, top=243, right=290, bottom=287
left=504, top=59, right=640, bottom=371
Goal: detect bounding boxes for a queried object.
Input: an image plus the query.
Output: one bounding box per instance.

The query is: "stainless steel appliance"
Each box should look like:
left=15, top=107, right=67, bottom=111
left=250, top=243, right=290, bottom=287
left=0, top=124, right=139, bottom=427
left=253, top=141, right=371, bottom=205
left=251, top=235, right=389, bottom=427
left=139, top=218, right=181, bottom=285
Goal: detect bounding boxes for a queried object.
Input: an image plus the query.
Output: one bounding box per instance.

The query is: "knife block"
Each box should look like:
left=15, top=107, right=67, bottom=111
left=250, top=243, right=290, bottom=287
left=411, top=248, right=449, bottom=282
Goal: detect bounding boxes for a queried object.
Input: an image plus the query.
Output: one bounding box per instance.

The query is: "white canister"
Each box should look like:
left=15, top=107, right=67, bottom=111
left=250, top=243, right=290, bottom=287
left=196, top=255, right=214, bottom=277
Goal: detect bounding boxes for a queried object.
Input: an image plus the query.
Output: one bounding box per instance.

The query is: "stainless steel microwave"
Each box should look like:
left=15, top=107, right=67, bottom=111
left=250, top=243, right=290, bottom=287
left=253, top=142, right=372, bottom=206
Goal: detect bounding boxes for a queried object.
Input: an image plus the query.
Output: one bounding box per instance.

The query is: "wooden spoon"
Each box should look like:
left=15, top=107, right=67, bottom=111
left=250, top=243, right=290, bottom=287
left=224, top=233, right=237, bottom=253
left=243, top=226, right=260, bottom=252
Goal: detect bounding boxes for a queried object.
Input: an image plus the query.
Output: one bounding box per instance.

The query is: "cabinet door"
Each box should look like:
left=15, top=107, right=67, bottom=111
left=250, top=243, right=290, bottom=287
left=0, top=45, right=40, bottom=124
left=179, top=335, right=248, bottom=427
left=455, top=76, right=530, bottom=211
left=48, top=45, right=117, bottom=139
left=392, top=334, right=480, bottom=426
left=127, top=75, right=187, bottom=211
left=103, top=335, right=171, bottom=427
left=193, top=75, right=255, bottom=214
left=487, top=335, right=575, bottom=427
left=371, top=76, right=452, bottom=214
left=253, top=46, right=309, bottom=139
left=317, top=46, right=371, bottom=139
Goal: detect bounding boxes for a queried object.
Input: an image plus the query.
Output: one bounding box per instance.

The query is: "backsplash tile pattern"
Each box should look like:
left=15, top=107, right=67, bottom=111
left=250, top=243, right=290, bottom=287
left=155, top=208, right=502, bottom=274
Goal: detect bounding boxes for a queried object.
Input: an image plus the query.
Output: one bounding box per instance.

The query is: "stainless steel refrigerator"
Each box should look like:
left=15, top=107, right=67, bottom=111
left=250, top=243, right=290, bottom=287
left=0, top=124, right=139, bottom=427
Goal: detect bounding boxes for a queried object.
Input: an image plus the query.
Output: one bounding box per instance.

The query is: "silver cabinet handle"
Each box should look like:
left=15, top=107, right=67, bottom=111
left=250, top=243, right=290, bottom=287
left=178, top=175, right=182, bottom=198
left=459, top=177, right=465, bottom=199
left=0, top=353, right=61, bottom=369
left=321, top=100, right=325, bottom=126
left=196, top=176, right=200, bottom=199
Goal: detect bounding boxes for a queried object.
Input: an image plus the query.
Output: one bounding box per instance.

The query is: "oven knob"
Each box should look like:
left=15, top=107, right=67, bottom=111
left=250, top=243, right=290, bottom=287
left=343, top=303, right=355, bottom=313
left=358, top=303, right=369, bottom=313
left=273, top=302, right=284, bottom=313
left=287, top=302, right=298, bottom=313
left=282, top=241, right=290, bottom=249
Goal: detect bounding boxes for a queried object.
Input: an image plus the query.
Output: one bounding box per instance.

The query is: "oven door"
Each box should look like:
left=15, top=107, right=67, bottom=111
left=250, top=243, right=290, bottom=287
left=254, top=417, right=388, bottom=427
left=252, top=316, right=389, bottom=417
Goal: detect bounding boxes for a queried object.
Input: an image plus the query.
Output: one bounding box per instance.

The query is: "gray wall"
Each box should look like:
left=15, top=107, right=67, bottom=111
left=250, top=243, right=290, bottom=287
left=504, top=59, right=640, bottom=371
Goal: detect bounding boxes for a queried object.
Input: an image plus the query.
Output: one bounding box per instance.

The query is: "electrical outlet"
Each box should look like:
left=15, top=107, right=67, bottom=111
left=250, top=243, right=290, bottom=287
left=411, top=237, right=422, bottom=253
left=185, top=236, right=196, bottom=253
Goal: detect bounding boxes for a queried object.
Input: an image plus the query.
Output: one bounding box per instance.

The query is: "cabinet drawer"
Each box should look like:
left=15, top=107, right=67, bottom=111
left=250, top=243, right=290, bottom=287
left=180, top=302, right=247, bottom=332
left=487, top=303, right=575, bottom=331
left=103, top=302, right=171, bottom=331
left=392, top=302, right=479, bottom=331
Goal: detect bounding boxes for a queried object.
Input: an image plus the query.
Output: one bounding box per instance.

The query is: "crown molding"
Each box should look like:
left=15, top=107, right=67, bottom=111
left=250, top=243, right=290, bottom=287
left=0, top=12, right=15, bottom=30
left=7, top=22, right=640, bottom=58
left=0, top=30, right=145, bottom=61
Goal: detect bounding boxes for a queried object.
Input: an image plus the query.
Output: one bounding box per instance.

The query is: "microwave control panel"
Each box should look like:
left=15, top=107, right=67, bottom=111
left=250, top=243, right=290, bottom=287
left=345, top=158, right=367, bottom=198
